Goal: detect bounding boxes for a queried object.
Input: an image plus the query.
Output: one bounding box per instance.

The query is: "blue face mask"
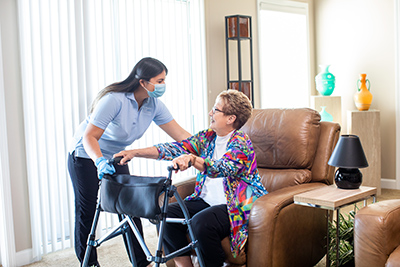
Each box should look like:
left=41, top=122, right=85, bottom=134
left=145, top=82, right=166, bottom=98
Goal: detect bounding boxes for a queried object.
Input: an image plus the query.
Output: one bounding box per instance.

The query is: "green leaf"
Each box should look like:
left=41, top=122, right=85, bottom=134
left=327, top=210, right=356, bottom=267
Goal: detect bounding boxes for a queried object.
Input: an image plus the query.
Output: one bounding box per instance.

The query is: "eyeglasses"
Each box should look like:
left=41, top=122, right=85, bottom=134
left=212, top=106, right=224, bottom=114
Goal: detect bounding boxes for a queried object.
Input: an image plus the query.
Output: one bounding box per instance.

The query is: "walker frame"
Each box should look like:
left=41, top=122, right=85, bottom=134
left=82, top=163, right=205, bottom=267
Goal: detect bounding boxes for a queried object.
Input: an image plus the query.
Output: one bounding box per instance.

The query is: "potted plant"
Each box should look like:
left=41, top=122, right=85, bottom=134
left=328, top=210, right=356, bottom=267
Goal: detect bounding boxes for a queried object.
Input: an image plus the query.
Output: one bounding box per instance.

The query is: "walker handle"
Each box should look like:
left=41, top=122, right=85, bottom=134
left=167, top=161, right=192, bottom=172
left=108, top=156, right=130, bottom=165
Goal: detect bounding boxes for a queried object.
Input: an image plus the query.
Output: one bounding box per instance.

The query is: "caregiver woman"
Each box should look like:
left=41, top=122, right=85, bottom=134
left=67, top=57, right=190, bottom=267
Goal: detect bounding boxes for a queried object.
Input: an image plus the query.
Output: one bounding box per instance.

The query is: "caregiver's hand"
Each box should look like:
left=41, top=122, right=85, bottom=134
left=95, top=157, right=116, bottom=179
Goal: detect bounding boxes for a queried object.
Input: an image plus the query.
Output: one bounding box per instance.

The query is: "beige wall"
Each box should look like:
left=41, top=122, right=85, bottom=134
left=314, top=0, right=396, bottom=180
left=205, top=0, right=260, bottom=110
left=0, top=0, right=32, bottom=252
left=206, top=0, right=397, bottom=181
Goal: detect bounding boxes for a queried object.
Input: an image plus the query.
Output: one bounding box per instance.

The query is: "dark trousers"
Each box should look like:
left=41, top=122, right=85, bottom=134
left=163, top=199, right=230, bottom=267
left=67, top=152, right=150, bottom=267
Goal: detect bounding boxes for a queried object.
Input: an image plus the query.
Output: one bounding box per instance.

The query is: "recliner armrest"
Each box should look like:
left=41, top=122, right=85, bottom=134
left=247, top=183, right=328, bottom=267
left=354, top=199, right=400, bottom=267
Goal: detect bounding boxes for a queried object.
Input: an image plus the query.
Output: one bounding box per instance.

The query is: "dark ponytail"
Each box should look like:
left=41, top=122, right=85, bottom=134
left=90, top=57, right=168, bottom=113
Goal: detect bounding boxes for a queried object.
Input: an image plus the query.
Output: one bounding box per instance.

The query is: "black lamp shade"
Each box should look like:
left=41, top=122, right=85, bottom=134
left=328, top=135, right=369, bottom=189
left=328, top=135, right=368, bottom=168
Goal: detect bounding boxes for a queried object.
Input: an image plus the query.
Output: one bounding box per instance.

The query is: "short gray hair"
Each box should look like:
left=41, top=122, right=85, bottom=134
left=217, top=90, right=253, bottom=129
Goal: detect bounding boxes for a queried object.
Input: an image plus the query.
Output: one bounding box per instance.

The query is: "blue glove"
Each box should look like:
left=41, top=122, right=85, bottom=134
left=95, top=157, right=116, bottom=180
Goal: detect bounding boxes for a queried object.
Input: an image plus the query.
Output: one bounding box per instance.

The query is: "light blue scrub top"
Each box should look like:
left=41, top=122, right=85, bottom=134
left=70, top=92, right=173, bottom=159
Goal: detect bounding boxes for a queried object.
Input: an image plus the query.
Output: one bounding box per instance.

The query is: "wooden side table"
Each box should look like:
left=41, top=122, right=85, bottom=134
left=294, top=185, right=377, bottom=267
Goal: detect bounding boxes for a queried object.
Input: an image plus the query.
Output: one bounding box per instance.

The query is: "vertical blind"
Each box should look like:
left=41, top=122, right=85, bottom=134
left=17, top=0, right=207, bottom=260
left=0, top=25, right=17, bottom=267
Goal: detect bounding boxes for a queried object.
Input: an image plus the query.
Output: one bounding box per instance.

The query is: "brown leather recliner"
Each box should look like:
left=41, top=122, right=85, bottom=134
left=169, top=108, right=341, bottom=267
left=354, top=199, right=400, bottom=267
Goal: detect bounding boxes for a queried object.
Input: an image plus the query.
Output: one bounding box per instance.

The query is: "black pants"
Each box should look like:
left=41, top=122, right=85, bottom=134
left=68, top=152, right=150, bottom=267
left=163, top=199, right=230, bottom=267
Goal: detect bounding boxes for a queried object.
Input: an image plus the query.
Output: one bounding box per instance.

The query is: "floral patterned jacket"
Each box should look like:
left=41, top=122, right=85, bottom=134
left=155, top=128, right=268, bottom=257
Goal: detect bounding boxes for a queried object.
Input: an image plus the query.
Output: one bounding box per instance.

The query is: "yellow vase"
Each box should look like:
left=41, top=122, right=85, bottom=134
left=354, top=73, right=373, bottom=111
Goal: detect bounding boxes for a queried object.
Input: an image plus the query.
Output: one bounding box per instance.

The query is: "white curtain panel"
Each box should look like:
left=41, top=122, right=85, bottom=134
left=17, top=0, right=207, bottom=260
left=0, top=25, right=17, bottom=267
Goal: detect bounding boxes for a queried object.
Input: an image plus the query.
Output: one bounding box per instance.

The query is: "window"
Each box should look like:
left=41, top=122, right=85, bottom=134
left=258, top=0, right=313, bottom=108
left=17, top=0, right=207, bottom=258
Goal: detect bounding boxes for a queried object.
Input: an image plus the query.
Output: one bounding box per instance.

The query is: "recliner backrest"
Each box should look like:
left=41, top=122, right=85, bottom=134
left=241, top=108, right=331, bottom=192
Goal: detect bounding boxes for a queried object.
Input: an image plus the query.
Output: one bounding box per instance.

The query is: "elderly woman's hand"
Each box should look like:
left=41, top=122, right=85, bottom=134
left=172, top=154, right=194, bottom=171
left=113, top=150, right=136, bottom=165
left=113, top=146, right=160, bottom=165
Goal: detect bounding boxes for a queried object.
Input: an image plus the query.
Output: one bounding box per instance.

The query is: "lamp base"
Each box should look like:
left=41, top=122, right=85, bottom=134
left=334, top=168, right=362, bottom=189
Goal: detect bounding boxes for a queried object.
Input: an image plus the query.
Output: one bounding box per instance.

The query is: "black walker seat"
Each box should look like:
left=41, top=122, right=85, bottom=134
left=82, top=164, right=205, bottom=267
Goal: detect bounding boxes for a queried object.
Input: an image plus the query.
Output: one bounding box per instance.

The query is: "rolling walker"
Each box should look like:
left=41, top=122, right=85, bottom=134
left=82, top=158, right=205, bottom=267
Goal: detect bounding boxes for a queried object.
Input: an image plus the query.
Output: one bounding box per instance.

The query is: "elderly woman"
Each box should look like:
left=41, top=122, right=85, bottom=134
left=114, top=90, right=268, bottom=267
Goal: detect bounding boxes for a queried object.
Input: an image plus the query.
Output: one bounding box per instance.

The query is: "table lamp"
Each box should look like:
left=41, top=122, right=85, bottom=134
left=328, top=134, right=369, bottom=189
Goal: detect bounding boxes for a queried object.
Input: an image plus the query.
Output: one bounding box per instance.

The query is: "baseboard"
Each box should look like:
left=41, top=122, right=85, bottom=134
left=15, top=248, right=35, bottom=267
left=381, top=178, right=399, bottom=190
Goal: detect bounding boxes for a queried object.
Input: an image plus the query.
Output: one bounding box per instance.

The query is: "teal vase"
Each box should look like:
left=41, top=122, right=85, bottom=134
left=315, top=65, right=335, bottom=96
left=319, top=106, right=333, bottom=122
